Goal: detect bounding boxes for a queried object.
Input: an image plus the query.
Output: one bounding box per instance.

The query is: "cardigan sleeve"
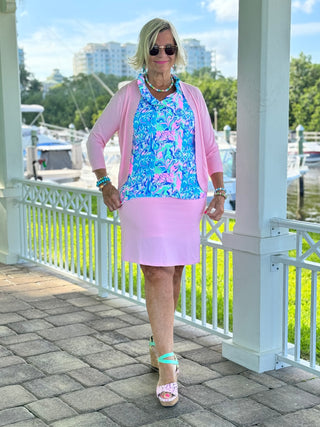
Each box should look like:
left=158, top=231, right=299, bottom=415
left=86, top=88, right=124, bottom=171
left=196, top=88, right=223, bottom=175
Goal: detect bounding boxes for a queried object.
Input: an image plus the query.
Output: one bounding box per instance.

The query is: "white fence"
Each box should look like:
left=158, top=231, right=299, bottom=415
left=17, top=180, right=320, bottom=374
left=18, top=179, right=234, bottom=340
left=227, top=130, right=320, bottom=145
left=271, top=218, right=320, bottom=375
left=303, top=132, right=320, bottom=143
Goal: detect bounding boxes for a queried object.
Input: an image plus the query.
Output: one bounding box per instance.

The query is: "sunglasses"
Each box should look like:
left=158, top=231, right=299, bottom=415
left=149, top=44, right=178, bottom=56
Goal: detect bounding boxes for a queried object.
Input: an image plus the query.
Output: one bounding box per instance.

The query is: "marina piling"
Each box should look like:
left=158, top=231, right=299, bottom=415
left=296, top=124, right=305, bottom=198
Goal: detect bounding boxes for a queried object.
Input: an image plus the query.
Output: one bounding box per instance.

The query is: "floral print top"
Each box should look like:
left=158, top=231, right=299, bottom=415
left=120, top=73, right=205, bottom=202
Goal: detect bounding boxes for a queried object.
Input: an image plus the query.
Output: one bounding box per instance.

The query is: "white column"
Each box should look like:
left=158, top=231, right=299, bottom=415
left=222, top=0, right=294, bottom=372
left=0, top=0, right=23, bottom=263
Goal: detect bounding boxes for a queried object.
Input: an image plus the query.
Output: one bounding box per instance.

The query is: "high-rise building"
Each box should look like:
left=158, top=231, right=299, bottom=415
left=121, top=43, right=138, bottom=77
left=73, top=42, right=137, bottom=77
left=181, top=39, right=213, bottom=74
left=42, top=69, right=65, bottom=97
left=73, top=39, right=213, bottom=77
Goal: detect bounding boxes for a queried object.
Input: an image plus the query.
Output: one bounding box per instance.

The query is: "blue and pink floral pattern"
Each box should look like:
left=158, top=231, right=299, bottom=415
left=120, top=73, right=204, bottom=202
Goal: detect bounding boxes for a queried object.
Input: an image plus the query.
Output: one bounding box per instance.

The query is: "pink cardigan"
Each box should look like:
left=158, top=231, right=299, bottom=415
left=87, top=79, right=223, bottom=192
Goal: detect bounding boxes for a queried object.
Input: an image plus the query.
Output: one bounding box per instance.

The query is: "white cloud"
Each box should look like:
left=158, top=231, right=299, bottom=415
left=19, top=28, right=74, bottom=79
left=291, top=21, right=320, bottom=35
left=17, top=10, right=216, bottom=81
left=292, top=0, right=319, bottom=13
left=18, top=13, right=161, bottom=80
left=201, top=0, right=238, bottom=22
left=19, top=12, right=240, bottom=81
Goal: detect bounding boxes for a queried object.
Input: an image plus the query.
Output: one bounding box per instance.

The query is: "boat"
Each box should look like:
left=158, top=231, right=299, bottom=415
left=207, top=136, right=236, bottom=210
left=75, top=131, right=237, bottom=210
left=287, top=153, right=308, bottom=183
left=212, top=131, right=309, bottom=210
left=288, top=141, right=320, bottom=164
left=21, top=104, right=83, bottom=183
left=72, top=128, right=307, bottom=212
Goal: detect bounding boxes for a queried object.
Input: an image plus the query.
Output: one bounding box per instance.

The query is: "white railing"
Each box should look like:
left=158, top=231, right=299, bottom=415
left=18, top=179, right=234, bottom=339
left=17, top=179, right=320, bottom=374
left=303, top=131, right=320, bottom=143
left=39, top=121, right=89, bottom=143
left=229, top=130, right=320, bottom=145
left=271, top=217, right=320, bottom=375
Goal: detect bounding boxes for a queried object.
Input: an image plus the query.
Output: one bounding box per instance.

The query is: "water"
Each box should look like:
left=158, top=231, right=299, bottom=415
left=287, top=164, right=320, bottom=223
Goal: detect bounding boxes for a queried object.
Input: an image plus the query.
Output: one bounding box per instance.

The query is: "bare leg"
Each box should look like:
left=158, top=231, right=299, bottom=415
left=141, top=265, right=177, bottom=389
left=173, top=265, right=184, bottom=310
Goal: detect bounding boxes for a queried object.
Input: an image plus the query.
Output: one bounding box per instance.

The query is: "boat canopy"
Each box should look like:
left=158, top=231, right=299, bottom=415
left=21, top=104, right=44, bottom=113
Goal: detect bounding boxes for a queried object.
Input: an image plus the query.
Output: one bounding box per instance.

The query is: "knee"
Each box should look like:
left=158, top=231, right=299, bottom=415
left=173, top=265, right=184, bottom=284
left=141, top=265, right=175, bottom=283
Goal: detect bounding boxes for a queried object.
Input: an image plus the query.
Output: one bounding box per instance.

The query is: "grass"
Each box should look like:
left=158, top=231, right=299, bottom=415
left=287, top=231, right=320, bottom=363
left=25, top=198, right=319, bottom=365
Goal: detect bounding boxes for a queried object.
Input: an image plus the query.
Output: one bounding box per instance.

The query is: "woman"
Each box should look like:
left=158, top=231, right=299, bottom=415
left=87, top=18, right=225, bottom=407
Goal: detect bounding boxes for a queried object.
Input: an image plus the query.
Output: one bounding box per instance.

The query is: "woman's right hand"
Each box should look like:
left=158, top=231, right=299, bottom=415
left=101, top=183, right=122, bottom=211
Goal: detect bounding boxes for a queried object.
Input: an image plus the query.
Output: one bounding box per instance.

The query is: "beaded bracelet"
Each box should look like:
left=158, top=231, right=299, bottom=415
left=215, top=191, right=227, bottom=199
left=96, top=176, right=111, bottom=192
left=96, top=176, right=110, bottom=187
left=215, top=187, right=227, bottom=193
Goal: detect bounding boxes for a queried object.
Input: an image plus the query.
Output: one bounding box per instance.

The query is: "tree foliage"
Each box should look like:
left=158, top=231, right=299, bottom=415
left=20, top=72, right=129, bottom=129
left=20, top=63, right=43, bottom=106
left=289, top=53, right=320, bottom=130
left=177, top=68, right=237, bottom=130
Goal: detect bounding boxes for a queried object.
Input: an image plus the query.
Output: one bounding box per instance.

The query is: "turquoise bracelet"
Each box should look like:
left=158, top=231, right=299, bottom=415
left=96, top=176, right=110, bottom=188
left=215, top=187, right=226, bottom=193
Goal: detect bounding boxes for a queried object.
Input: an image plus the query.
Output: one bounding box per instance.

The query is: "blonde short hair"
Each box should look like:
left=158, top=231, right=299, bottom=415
left=129, top=18, right=186, bottom=71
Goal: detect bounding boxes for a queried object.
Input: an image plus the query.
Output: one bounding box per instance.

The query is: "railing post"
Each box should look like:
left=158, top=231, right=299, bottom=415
left=296, top=124, right=304, bottom=157
left=69, top=123, right=75, bottom=143
left=96, top=195, right=108, bottom=297
left=296, top=124, right=305, bottom=197
left=224, top=125, right=231, bottom=143
left=71, top=143, right=82, bottom=170
left=223, top=125, right=236, bottom=178
left=0, top=1, right=23, bottom=264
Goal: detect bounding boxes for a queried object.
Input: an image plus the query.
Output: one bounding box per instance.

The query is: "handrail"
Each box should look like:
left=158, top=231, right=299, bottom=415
left=15, top=179, right=320, bottom=375
left=271, top=216, right=320, bottom=375
left=16, top=179, right=235, bottom=340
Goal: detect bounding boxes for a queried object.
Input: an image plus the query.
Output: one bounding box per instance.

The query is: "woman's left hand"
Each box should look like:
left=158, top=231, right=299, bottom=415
left=205, top=195, right=225, bottom=221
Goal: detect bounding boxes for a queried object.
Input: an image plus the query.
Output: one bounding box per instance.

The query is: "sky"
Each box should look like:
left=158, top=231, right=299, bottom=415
left=16, top=0, right=320, bottom=81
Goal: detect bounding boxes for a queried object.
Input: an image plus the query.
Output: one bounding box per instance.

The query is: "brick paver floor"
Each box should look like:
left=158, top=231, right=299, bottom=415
left=0, top=262, right=320, bottom=426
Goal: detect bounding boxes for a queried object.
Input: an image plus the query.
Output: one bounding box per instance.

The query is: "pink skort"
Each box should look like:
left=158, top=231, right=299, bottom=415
left=118, top=197, right=206, bottom=266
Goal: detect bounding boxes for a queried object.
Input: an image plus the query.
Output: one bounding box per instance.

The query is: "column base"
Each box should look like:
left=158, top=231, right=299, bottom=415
left=222, top=339, right=280, bottom=373
left=0, top=250, right=20, bottom=264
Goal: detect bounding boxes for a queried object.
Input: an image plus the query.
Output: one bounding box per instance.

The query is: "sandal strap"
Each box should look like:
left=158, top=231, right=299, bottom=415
left=156, top=382, right=178, bottom=402
left=158, top=352, right=179, bottom=365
